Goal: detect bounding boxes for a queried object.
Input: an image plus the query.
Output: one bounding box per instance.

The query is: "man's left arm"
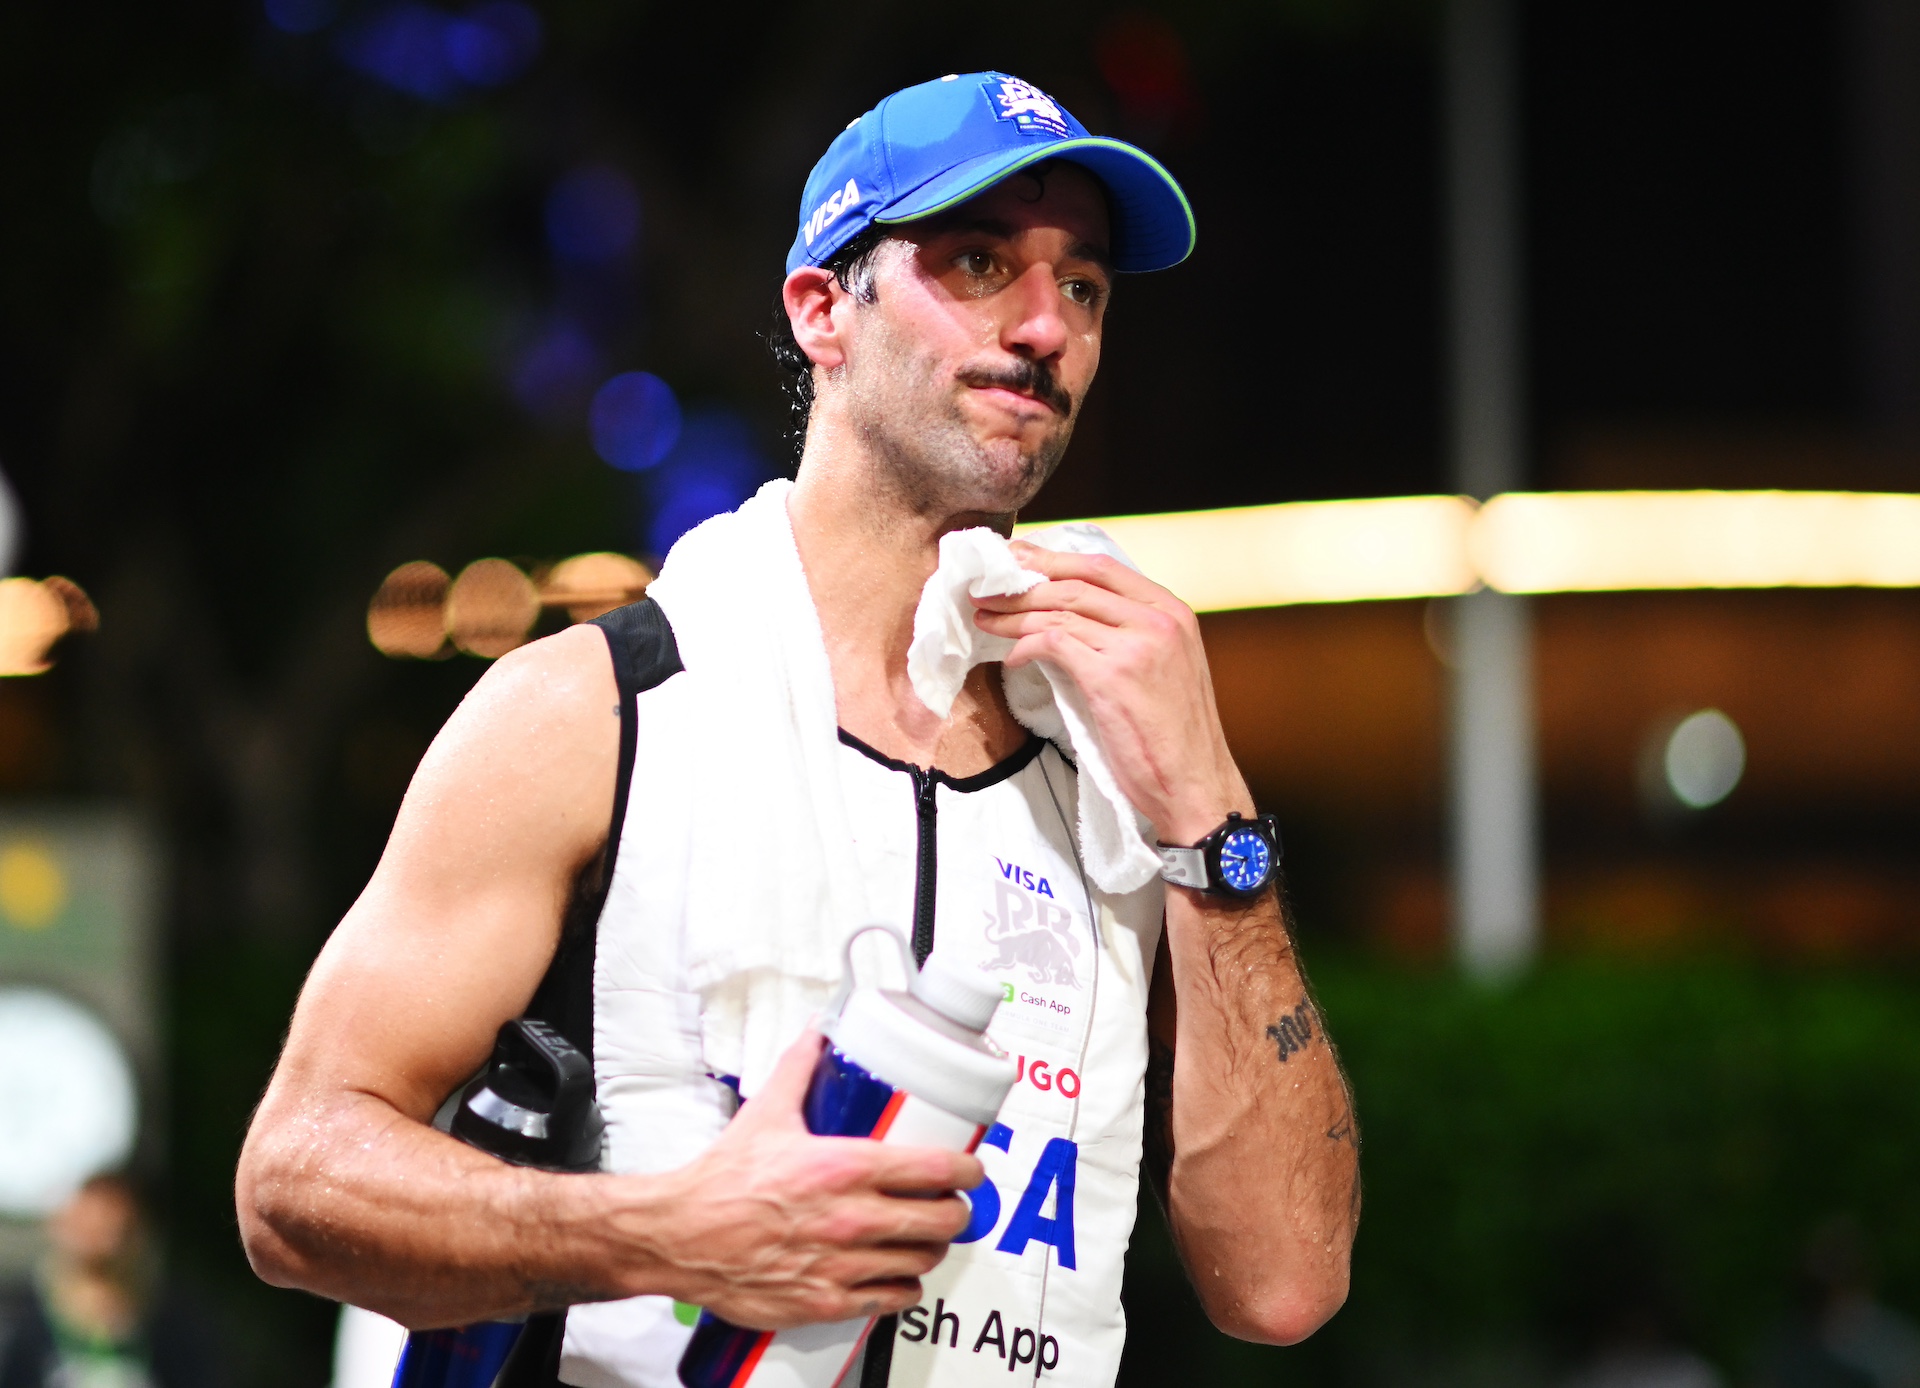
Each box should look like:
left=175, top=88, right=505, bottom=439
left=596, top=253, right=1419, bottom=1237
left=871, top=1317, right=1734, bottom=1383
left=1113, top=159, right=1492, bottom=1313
left=973, top=542, right=1360, bottom=1345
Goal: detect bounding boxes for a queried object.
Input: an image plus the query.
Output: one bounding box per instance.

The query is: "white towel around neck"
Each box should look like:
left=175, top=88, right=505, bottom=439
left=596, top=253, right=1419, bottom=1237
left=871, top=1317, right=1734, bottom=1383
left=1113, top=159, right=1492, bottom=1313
left=641, top=482, right=1154, bottom=1094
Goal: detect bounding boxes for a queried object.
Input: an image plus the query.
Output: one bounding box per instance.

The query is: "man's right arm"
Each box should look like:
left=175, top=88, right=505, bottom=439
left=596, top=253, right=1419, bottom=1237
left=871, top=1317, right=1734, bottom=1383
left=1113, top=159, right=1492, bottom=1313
left=235, top=624, right=980, bottom=1330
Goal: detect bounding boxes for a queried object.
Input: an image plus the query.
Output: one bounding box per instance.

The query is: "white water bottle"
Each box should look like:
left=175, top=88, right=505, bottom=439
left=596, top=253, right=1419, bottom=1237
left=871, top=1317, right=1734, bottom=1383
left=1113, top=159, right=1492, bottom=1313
left=678, top=925, right=1017, bottom=1388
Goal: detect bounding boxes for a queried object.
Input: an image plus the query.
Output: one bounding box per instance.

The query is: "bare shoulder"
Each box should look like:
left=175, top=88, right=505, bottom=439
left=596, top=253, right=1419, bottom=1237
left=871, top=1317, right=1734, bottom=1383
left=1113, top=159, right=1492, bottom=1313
left=273, top=623, right=622, bottom=1118
left=398, top=622, right=622, bottom=863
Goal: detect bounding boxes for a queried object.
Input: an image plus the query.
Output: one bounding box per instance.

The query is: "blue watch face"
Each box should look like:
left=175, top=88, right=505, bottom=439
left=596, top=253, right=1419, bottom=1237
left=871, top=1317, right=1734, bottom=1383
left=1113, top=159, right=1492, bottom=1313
left=1217, top=827, right=1271, bottom=893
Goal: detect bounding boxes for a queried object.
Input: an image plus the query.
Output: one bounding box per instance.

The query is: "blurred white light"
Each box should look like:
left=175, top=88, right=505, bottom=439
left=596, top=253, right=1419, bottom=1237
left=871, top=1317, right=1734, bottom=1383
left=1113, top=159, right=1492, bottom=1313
left=1018, top=495, right=1479, bottom=612
left=1474, top=490, right=1920, bottom=593
left=0, top=988, right=137, bottom=1216
left=1664, top=709, right=1746, bottom=809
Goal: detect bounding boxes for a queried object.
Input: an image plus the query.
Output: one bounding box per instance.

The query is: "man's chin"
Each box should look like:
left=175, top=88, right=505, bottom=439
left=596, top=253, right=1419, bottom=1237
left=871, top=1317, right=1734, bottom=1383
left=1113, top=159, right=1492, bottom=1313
left=963, top=434, right=1067, bottom=509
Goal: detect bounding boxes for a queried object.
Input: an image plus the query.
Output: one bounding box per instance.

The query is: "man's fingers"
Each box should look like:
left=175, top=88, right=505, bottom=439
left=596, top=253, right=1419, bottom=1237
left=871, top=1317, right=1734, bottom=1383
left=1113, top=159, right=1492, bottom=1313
left=973, top=607, right=1120, bottom=652
left=1007, top=541, right=1170, bottom=605
left=808, top=1191, right=972, bottom=1248
left=830, top=1274, right=926, bottom=1318
left=972, top=577, right=1138, bottom=629
left=732, top=1030, right=825, bottom=1129
left=862, top=1143, right=983, bottom=1196
left=725, top=1274, right=926, bottom=1331
left=815, top=1239, right=951, bottom=1285
left=998, top=624, right=1107, bottom=682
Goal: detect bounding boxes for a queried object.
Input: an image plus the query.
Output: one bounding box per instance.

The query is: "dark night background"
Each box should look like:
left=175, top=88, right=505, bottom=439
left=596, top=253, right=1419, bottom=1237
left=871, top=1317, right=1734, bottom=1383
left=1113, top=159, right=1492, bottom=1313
left=3, top=1, right=1919, bottom=1383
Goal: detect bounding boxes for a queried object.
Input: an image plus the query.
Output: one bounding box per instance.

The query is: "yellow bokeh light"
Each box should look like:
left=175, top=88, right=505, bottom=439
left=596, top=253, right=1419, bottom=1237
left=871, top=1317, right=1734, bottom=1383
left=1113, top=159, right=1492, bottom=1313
left=446, top=559, right=541, bottom=659
left=1474, top=490, right=1920, bottom=594
left=0, top=579, right=70, bottom=677
left=543, top=552, right=653, bottom=623
left=0, top=842, right=69, bottom=930
left=1018, top=495, right=1480, bottom=612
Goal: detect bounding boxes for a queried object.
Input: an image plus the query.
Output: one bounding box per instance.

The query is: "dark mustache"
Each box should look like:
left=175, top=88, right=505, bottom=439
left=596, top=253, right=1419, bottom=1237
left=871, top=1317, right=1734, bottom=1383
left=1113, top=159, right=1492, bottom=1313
left=957, top=358, right=1073, bottom=416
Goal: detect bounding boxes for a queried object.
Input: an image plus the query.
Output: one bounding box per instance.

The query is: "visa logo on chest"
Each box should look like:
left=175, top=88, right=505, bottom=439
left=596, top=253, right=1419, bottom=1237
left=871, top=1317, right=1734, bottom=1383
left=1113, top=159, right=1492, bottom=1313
left=993, top=858, right=1054, bottom=896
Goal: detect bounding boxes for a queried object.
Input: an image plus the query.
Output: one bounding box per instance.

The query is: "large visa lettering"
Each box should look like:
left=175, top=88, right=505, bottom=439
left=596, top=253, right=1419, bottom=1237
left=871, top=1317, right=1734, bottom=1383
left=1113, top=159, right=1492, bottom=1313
left=953, top=1123, right=1078, bottom=1269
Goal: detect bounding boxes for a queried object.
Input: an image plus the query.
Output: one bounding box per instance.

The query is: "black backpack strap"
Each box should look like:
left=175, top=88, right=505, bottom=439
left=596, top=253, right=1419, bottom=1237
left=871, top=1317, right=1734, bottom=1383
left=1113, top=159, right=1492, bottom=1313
left=510, top=599, right=683, bottom=1387
left=522, top=598, right=682, bottom=1055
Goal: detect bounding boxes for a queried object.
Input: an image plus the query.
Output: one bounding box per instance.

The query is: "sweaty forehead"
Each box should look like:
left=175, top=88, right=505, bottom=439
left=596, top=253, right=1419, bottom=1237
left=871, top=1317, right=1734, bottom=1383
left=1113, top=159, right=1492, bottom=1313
left=906, top=163, right=1114, bottom=267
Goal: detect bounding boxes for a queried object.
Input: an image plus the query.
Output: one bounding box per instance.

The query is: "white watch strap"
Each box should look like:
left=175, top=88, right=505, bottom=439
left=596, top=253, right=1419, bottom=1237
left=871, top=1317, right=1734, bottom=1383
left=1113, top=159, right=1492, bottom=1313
left=1156, top=844, right=1209, bottom=890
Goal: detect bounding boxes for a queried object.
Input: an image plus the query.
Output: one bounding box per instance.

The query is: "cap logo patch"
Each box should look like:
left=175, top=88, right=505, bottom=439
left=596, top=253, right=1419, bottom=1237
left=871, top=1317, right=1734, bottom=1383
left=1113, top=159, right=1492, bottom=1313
left=802, top=177, right=862, bottom=248
left=986, top=77, right=1069, bottom=138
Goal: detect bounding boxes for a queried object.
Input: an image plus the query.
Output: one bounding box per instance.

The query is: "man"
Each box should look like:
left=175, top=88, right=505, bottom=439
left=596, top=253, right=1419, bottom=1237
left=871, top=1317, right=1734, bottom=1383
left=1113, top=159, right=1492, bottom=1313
left=0, top=1175, right=225, bottom=1388
left=236, top=71, right=1359, bottom=1387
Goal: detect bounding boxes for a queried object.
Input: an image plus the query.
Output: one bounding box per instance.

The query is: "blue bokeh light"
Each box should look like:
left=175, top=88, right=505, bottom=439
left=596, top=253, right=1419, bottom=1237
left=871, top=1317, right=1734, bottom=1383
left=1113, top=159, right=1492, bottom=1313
left=591, top=372, right=683, bottom=472
left=336, top=2, right=542, bottom=102
left=337, top=4, right=462, bottom=101
left=645, top=408, right=770, bottom=556
left=445, top=2, right=543, bottom=86
left=546, top=166, right=641, bottom=265
left=511, top=319, right=602, bottom=419
left=264, top=0, right=337, bottom=35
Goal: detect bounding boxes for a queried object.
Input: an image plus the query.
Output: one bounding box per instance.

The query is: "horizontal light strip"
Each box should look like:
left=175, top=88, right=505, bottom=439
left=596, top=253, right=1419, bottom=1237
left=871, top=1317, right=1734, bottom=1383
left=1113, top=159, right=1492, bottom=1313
left=1475, top=490, right=1920, bottom=593
left=1024, top=490, right=1920, bottom=610
left=1019, top=495, right=1479, bottom=612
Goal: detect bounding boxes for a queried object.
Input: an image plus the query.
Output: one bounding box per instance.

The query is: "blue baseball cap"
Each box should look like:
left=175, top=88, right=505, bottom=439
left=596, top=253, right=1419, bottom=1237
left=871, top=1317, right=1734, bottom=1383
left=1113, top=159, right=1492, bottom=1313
left=785, top=71, right=1195, bottom=276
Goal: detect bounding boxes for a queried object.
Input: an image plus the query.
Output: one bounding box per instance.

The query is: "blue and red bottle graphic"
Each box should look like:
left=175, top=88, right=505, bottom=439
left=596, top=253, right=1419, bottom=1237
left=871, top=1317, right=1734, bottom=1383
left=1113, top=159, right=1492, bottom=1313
left=390, top=1320, right=528, bottom=1388
left=677, top=927, right=1014, bottom=1388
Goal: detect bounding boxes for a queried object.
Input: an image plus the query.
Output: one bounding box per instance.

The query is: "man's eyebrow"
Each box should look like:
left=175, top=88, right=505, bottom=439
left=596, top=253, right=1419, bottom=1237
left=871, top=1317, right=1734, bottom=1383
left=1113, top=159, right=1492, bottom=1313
left=926, top=216, right=1115, bottom=275
left=1067, top=239, right=1115, bottom=276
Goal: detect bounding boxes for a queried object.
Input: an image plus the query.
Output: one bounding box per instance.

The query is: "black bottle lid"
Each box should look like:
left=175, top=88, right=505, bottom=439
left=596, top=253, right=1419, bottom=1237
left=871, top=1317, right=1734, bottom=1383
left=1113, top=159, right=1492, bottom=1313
left=450, top=1019, right=605, bottom=1173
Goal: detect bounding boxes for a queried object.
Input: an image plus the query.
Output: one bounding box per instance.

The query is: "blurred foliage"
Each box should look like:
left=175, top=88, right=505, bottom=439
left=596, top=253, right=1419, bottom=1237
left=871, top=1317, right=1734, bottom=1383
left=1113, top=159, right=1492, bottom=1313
left=1119, top=958, right=1920, bottom=1386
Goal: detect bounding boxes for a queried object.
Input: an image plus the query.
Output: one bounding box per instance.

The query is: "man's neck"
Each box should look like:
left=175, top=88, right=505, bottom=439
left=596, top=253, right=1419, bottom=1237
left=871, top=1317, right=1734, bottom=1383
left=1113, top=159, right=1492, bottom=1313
left=785, top=419, right=1027, bottom=776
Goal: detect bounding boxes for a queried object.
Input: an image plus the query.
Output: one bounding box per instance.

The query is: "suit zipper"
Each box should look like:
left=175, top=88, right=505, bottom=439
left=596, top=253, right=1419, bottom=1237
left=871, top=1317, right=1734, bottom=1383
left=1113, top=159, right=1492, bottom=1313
left=910, top=768, right=938, bottom=965
left=862, top=766, right=939, bottom=1388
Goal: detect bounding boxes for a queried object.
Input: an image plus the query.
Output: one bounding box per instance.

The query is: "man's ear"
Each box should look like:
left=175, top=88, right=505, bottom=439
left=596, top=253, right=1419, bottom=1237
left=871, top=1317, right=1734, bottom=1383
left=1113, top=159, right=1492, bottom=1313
left=783, top=266, right=846, bottom=372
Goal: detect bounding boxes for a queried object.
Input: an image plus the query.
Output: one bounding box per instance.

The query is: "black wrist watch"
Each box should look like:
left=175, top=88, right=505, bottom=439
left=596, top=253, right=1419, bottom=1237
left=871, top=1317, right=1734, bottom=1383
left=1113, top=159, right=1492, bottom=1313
left=1155, top=812, right=1282, bottom=897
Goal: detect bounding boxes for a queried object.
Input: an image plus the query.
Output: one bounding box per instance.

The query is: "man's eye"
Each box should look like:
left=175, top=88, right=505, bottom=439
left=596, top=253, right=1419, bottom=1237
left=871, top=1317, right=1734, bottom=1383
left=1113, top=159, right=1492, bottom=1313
left=1063, top=279, right=1098, bottom=307
left=957, top=250, right=995, bottom=276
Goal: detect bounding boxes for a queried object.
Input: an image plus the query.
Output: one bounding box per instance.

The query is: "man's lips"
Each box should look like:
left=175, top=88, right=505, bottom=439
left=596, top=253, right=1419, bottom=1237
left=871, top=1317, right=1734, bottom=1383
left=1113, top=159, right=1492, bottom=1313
left=968, top=383, right=1058, bottom=415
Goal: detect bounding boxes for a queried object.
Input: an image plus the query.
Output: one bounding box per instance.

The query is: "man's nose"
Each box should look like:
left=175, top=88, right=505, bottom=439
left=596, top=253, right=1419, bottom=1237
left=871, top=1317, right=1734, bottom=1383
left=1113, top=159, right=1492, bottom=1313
left=1000, top=262, right=1070, bottom=361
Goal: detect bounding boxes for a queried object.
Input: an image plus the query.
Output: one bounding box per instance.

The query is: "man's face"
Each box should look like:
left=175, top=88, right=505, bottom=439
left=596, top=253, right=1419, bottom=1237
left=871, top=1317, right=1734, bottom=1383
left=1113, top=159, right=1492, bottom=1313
left=49, top=1177, right=140, bottom=1268
left=827, top=163, right=1113, bottom=518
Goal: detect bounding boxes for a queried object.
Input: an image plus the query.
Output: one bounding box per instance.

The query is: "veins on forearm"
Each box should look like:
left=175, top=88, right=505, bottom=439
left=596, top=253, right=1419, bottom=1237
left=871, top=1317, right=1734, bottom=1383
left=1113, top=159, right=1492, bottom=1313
left=1198, top=886, right=1294, bottom=985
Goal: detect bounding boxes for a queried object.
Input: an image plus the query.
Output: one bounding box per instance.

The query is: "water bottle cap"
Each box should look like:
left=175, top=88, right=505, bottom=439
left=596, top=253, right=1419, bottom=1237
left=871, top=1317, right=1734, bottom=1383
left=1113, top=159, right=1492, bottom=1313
left=910, top=952, right=1003, bottom=1032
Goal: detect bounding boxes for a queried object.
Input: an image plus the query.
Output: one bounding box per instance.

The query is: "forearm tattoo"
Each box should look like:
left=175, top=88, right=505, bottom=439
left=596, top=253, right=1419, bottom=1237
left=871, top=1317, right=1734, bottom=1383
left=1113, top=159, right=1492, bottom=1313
left=1266, top=1000, right=1316, bottom=1062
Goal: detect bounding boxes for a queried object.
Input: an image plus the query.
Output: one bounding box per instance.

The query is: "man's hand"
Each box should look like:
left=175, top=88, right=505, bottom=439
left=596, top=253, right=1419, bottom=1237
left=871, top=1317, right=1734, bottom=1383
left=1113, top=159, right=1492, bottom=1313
left=638, top=1031, right=982, bottom=1330
left=970, top=542, right=1251, bottom=843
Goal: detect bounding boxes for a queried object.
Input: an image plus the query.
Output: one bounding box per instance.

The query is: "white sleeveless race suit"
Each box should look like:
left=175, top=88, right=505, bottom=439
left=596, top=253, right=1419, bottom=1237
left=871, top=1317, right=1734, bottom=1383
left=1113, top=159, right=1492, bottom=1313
left=554, top=601, right=1164, bottom=1388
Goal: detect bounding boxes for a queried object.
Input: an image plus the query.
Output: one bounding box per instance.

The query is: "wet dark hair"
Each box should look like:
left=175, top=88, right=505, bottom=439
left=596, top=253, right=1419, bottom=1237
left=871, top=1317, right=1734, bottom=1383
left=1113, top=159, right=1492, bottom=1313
left=767, top=225, right=890, bottom=464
